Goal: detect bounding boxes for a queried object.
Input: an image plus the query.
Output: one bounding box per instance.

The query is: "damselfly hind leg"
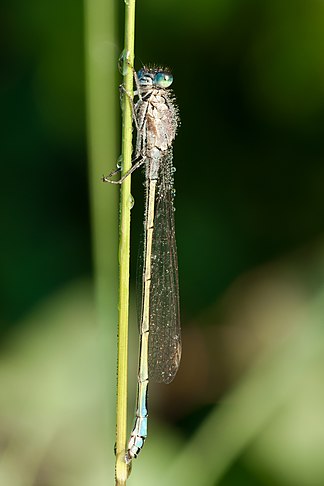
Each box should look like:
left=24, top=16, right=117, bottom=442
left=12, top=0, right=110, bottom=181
left=103, top=157, right=145, bottom=184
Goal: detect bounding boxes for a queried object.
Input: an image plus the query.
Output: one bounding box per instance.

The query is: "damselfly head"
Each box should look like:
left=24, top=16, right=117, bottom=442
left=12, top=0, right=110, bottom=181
left=137, top=67, right=173, bottom=89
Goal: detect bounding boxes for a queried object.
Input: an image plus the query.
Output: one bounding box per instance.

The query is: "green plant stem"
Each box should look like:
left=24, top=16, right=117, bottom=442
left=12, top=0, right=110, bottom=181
left=84, top=0, right=120, bottom=481
left=115, top=1, right=136, bottom=484
left=84, top=0, right=119, bottom=324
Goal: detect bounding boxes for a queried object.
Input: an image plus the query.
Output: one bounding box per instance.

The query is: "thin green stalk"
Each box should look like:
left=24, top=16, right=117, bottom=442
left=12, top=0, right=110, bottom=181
left=84, top=0, right=119, bottom=479
left=84, top=0, right=119, bottom=323
left=115, top=1, right=136, bottom=484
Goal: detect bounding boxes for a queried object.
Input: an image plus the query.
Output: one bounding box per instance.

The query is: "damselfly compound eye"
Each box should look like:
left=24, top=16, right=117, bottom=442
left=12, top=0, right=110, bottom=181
left=137, top=69, right=144, bottom=79
left=154, top=72, right=173, bottom=88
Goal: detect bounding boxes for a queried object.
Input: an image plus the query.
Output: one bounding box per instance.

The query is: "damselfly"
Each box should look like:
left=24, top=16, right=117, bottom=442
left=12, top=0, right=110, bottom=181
left=104, top=65, right=181, bottom=463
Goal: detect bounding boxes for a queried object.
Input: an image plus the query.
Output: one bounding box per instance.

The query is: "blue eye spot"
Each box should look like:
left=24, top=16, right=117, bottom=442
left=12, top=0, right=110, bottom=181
left=154, top=72, right=173, bottom=88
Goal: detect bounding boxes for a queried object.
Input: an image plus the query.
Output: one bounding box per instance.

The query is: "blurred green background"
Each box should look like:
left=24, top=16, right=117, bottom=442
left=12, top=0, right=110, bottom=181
left=2, top=0, right=324, bottom=485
